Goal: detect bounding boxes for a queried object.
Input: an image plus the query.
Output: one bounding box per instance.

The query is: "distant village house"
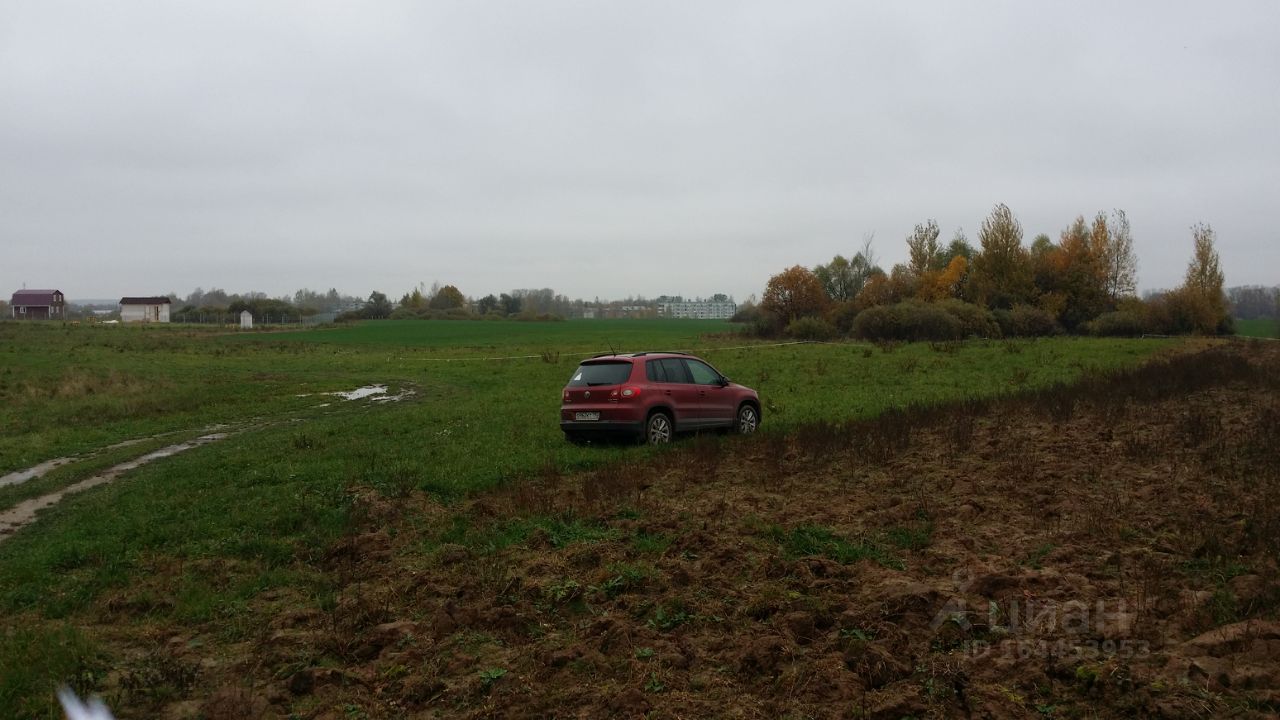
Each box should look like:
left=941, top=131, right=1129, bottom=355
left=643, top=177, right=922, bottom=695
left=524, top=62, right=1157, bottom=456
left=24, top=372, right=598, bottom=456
left=9, top=289, right=66, bottom=320
left=119, top=296, right=171, bottom=323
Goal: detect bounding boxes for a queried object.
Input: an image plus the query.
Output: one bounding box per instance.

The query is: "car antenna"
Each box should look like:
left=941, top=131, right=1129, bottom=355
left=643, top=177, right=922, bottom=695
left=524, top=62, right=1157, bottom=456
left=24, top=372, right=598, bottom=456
left=608, top=341, right=617, bottom=357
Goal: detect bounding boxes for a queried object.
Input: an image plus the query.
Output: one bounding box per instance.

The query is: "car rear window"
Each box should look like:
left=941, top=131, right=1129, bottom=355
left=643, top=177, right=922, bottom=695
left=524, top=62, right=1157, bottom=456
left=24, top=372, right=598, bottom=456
left=568, top=361, right=632, bottom=387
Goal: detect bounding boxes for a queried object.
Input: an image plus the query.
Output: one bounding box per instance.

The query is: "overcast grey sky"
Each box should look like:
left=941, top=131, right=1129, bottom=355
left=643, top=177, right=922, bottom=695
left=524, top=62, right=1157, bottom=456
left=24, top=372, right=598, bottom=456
left=2, top=1, right=1277, bottom=302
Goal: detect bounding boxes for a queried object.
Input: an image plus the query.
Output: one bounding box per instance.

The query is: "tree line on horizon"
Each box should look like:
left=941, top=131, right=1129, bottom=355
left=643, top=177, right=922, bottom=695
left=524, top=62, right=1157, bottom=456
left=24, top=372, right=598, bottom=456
left=741, top=203, right=1252, bottom=341
left=166, top=287, right=365, bottom=322
left=1, top=284, right=736, bottom=323
left=345, top=286, right=736, bottom=322
left=343, top=285, right=577, bottom=322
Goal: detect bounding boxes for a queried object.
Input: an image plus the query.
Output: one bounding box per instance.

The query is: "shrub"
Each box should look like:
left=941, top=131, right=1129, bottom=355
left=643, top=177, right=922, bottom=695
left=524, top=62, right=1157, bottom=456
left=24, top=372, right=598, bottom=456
left=995, top=304, right=1059, bottom=337
left=786, top=316, right=837, bottom=341
left=1146, top=288, right=1219, bottom=335
left=1087, top=310, right=1147, bottom=337
left=746, top=310, right=783, bottom=338
left=992, top=310, right=1010, bottom=334
left=851, top=305, right=896, bottom=341
left=852, top=302, right=964, bottom=342
left=730, top=303, right=763, bottom=324
left=828, top=301, right=861, bottom=336
left=935, top=299, right=1000, bottom=338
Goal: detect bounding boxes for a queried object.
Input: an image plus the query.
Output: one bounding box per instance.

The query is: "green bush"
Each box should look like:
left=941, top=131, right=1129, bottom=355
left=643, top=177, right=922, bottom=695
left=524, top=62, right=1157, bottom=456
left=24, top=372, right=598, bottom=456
left=1087, top=310, right=1147, bottom=337
left=935, top=299, right=1000, bottom=338
left=828, top=301, right=861, bottom=335
left=514, top=312, right=564, bottom=322
left=852, top=302, right=965, bottom=342
left=786, top=316, right=837, bottom=340
left=387, top=307, right=478, bottom=320
left=746, top=310, right=783, bottom=338
left=995, top=304, right=1059, bottom=337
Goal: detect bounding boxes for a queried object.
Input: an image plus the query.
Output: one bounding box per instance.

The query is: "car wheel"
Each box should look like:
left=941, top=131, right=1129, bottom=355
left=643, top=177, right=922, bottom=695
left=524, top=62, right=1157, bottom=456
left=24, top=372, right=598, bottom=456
left=645, top=412, right=673, bottom=445
left=736, top=404, right=759, bottom=435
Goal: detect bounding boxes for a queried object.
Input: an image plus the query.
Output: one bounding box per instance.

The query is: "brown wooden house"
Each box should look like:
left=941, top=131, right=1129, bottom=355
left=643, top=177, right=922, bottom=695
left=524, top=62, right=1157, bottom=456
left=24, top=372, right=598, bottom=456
left=9, top=289, right=66, bottom=320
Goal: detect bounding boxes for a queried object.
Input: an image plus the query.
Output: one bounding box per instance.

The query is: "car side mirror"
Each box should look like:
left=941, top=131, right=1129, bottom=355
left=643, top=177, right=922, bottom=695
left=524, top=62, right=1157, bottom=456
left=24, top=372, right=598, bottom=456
left=718, top=376, right=730, bottom=387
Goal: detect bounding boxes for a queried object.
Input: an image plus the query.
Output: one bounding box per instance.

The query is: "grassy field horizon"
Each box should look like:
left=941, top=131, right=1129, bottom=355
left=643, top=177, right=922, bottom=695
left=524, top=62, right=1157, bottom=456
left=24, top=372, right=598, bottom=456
left=244, top=317, right=741, bottom=352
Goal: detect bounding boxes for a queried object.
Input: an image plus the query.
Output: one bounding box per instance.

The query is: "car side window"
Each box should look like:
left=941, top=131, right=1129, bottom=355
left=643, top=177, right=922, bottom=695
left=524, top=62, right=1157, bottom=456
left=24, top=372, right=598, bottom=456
left=684, top=359, right=721, bottom=385
left=646, top=359, right=667, bottom=382
left=658, top=358, right=691, bottom=383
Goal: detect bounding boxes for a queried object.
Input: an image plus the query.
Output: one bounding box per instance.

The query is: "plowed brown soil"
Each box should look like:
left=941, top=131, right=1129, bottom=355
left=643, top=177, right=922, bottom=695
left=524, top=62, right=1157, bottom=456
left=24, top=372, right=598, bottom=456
left=74, top=343, right=1280, bottom=718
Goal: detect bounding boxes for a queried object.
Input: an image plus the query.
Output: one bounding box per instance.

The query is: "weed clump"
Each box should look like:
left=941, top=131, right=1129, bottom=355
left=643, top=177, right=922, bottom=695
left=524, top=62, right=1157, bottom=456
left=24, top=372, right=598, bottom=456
left=767, top=524, right=903, bottom=570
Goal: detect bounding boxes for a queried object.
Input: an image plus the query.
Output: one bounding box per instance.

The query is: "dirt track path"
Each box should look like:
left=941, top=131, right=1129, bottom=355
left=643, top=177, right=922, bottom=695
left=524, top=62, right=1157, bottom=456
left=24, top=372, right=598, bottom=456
left=0, top=437, right=156, bottom=489
left=0, top=433, right=230, bottom=541
left=0, top=381, right=416, bottom=545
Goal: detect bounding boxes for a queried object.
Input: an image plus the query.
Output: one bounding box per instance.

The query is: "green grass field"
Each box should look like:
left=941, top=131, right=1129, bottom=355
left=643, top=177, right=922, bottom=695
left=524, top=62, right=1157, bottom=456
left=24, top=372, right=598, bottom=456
left=1, top=319, right=1173, bottom=486
left=0, top=319, right=1174, bottom=602
left=0, top=319, right=1182, bottom=716
left=1235, top=317, right=1279, bottom=338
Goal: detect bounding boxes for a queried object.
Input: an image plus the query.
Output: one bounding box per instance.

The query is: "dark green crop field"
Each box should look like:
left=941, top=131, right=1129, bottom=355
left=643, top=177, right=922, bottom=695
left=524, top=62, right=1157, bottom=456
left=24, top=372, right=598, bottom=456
left=1234, top=317, right=1279, bottom=339
left=246, top=317, right=736, bottom=351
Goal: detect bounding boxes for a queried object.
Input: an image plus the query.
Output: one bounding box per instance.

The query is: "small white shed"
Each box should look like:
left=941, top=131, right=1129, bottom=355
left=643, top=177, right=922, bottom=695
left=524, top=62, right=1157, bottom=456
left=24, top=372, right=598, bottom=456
left=239, top=310, right=254, bottom=329
left=119, top=296, right=171, bottom=323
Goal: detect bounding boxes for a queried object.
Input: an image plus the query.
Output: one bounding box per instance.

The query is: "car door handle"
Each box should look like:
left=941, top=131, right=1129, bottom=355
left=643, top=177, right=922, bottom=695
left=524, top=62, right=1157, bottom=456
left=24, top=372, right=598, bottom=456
left=698, top=390, right=706, bottom=397
left=664, top=390, right=672, bottom=395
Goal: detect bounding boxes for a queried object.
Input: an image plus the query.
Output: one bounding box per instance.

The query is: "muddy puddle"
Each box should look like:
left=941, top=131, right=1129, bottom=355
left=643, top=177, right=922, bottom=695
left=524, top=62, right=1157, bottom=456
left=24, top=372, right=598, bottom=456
left=329, top=384, right=387, bottom=400
left=0, top=433, right=229, bottom=542
left=326, top=385, right=415, bottom=403
left=0, top=457, right=78, bottom=489
left=0, top=437, right=168, bottom=490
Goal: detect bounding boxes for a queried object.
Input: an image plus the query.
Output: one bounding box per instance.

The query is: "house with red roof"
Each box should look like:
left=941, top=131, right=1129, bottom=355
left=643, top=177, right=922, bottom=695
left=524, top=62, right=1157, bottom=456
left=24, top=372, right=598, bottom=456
left=9, top=289, right=66, bottom=320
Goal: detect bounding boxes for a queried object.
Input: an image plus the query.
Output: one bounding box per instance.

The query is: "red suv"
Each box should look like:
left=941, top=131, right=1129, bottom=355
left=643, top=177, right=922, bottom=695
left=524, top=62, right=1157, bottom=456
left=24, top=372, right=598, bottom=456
left=560, top=352, right=761, bottom=444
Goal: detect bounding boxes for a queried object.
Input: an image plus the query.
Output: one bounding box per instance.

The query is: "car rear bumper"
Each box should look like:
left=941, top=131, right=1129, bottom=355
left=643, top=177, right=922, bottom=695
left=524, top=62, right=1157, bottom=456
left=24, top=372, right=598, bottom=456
left=560, top=420, right=643, bottom=434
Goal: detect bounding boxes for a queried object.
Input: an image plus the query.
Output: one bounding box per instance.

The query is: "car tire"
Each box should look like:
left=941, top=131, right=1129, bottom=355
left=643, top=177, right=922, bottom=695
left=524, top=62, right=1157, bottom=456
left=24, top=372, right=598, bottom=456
left=645, top=411, right=673, bottom=445
left=736, top=404, right=759, bottom=436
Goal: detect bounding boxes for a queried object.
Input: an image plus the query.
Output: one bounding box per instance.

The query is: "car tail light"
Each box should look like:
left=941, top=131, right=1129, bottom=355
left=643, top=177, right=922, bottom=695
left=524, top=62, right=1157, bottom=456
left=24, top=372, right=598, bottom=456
left=563, top=389, right=570, bottom=402
left=619, top=386, right=641, bottom=399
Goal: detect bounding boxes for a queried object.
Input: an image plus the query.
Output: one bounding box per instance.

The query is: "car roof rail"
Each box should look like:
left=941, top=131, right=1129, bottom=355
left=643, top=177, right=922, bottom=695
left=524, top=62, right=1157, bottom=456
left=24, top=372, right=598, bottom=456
left=587, top=350, right=690, bottom=360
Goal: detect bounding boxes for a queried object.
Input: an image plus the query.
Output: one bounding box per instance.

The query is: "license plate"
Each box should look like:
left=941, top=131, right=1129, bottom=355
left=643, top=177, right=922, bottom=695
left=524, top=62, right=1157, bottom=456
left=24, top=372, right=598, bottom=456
left=574, top=412, right=600, bottom=421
